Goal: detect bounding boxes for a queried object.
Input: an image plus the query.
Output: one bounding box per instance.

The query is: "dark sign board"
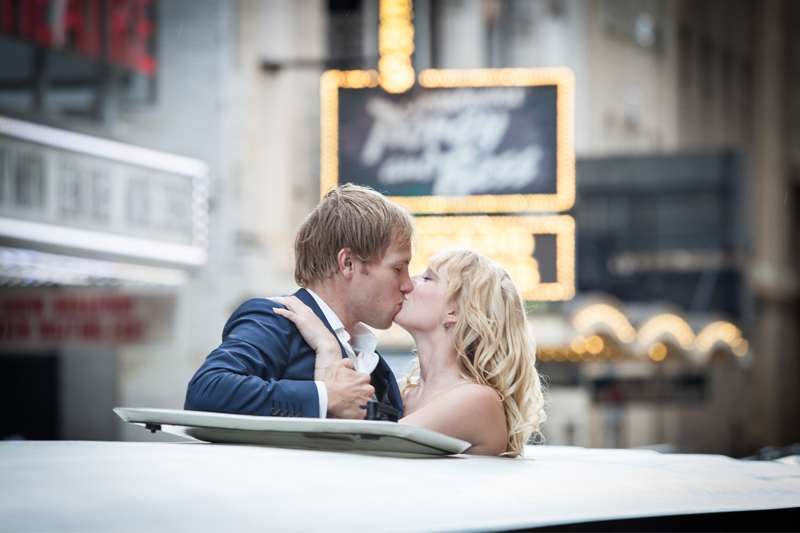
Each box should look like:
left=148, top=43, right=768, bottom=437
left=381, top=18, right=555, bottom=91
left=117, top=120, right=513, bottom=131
left=321, top=68, right=575, bottom=214
left=339, top=85, right=557, bottom=196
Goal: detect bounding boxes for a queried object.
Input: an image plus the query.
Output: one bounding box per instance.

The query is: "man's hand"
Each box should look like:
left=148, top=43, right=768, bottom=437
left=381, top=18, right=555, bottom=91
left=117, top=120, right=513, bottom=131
left=323, top=358, right=374, bottom=419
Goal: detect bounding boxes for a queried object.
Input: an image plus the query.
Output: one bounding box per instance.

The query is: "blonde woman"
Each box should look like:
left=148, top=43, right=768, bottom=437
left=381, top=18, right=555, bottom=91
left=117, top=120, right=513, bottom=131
left=272, top=249, right=546, bottom=457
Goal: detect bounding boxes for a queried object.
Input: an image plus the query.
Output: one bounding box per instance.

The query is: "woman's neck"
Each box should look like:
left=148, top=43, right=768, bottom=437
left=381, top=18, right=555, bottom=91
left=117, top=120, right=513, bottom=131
left=411, top=332, right=465, bottom=394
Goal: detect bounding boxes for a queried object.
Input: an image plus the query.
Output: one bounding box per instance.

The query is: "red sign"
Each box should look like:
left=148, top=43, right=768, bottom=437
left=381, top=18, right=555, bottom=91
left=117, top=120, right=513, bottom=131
left=0, top=290, right=174, bottom=346
left=0, top=0, right=157, bottom=75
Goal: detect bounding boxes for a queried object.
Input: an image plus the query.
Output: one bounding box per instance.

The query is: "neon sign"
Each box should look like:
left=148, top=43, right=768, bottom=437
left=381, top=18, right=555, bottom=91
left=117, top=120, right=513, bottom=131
left=0, top=0, right=157, bottom=76
left=323, top=67, right=574, bottom=214
left=409, top=215, right=575, bottom=301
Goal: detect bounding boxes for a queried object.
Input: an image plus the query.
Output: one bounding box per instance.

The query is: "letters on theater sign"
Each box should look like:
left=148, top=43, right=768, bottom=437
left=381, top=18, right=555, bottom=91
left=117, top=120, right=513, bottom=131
left=0, top=290, right=175, bottom=346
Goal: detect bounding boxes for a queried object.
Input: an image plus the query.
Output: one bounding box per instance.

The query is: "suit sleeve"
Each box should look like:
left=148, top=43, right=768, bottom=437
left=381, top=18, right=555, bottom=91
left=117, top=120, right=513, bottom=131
left=184, top=298, right=320, bottom=417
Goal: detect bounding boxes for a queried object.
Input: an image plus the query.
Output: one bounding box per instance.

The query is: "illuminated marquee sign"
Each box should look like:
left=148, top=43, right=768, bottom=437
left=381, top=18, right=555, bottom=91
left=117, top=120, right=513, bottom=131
left=320, top=0, right=576, bottom=300
left=322, top=68, right=574, bottom=214
left=0, top=0, right=157, bottom=75
left=0, top=116, right=209, bottom=266
left=410, top=215, right=575, bottom=301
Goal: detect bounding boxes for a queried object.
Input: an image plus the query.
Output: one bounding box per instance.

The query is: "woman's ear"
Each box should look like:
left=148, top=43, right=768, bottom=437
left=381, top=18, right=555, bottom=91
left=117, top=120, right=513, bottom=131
left=444, top=310, right=458, bottom=328
left=337, top=248, right=355, bottom=279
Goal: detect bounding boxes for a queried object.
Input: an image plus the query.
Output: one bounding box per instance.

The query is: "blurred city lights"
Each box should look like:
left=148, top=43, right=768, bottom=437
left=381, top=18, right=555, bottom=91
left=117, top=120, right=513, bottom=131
left=537, top=304, right=751, bottom=364
left=570, top=335, right=587, bottom=354
left=585, top=335, right=605, bottom=355
left=695, top=321, right=748, bottom=356
left=648, top=343, right=668, bottom=362
left=378, top=0, right=415, bottom=93
left=637, top=314, right=696, bottom=350
left=571, top=303, right=637, bottom=343
left=733, top=339, right=749, bottom=358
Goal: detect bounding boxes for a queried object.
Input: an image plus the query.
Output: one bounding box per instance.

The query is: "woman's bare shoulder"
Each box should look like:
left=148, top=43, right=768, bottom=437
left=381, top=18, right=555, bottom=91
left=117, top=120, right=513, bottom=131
left=413, top=383, right=505, bottom=455
left=440, top=383, right=503, bottom=415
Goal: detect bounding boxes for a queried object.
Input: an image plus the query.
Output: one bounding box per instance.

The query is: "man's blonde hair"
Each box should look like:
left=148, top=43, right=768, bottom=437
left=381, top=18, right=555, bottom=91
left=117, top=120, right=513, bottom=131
left=294, top=184, right=417, bottom=287
left=402, top=248, right=547, bottom=457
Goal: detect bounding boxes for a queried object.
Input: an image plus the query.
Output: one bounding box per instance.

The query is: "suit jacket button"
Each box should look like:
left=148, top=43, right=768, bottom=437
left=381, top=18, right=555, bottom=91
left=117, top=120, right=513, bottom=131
left=270, top=408, right=278, bottom=416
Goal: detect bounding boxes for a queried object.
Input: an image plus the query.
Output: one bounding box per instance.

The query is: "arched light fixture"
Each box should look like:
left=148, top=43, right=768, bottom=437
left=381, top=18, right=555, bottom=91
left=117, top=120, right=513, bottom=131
left=571, top=303, right=636, bottom=343
left=637, top=314, right=696, bottom=351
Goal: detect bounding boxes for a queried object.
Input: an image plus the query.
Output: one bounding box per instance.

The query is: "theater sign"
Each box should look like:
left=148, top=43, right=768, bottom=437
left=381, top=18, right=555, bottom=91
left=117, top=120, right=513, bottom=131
left=0, top=116, right=208, bottom=266
left=323, top=68, right=575, bottom=215
left=0, top=289, right=174, bottom=347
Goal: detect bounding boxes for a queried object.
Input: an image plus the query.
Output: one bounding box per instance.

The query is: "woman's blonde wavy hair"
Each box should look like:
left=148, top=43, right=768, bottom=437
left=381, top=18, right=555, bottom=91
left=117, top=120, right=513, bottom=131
left=402, top=249, right=547, bottom=457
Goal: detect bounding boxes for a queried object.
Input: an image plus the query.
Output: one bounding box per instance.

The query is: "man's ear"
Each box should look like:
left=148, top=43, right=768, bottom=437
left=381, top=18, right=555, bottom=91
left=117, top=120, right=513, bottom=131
left=337, top=248, right=355, bottom=279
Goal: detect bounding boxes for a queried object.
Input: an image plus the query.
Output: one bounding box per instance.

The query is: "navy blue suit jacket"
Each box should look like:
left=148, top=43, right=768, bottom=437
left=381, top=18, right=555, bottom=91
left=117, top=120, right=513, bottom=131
left=184, top=288, right=404, bottom=418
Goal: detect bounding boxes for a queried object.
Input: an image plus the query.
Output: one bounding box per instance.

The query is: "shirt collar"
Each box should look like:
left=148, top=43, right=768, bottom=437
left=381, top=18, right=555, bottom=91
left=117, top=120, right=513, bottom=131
left=350, top=323, right=378, bottom=358
left=305, top=288, right=347, bottom=340
left=304, top=289, right=379, bottom=374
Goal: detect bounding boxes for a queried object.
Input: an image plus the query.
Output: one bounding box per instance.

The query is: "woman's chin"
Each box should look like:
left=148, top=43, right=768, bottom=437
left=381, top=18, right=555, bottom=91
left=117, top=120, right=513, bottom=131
left=392, top=316, right=411, bottom=332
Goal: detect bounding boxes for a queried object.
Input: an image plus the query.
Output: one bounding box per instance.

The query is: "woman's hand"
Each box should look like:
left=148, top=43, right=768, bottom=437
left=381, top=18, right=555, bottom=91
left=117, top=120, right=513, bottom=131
left=271, top=296, right=342, bottom=380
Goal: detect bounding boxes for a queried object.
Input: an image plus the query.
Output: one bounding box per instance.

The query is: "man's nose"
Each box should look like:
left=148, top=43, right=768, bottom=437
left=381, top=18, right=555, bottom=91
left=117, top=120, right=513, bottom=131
left=401, top=273, right=415, bottom=294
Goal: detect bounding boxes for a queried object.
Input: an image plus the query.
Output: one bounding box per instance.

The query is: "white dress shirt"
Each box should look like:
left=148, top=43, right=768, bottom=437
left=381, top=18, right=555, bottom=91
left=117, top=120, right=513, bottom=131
left=306, top=289, right=380, bottom=418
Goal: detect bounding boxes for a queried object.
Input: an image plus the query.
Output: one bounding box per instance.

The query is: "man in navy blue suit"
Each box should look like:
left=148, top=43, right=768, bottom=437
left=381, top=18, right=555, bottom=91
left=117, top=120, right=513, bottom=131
left=184, top=184, right=416, bottom=419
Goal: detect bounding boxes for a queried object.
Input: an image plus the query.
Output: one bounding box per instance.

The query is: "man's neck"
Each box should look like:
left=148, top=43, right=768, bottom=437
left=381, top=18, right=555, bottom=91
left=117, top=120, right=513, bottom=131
left=305, top=280, right=358, bottom=336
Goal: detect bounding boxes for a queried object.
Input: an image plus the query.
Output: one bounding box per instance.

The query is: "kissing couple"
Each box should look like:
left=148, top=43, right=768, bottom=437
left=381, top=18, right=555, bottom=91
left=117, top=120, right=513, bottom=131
left=185, top=184, right=546, bottom=456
